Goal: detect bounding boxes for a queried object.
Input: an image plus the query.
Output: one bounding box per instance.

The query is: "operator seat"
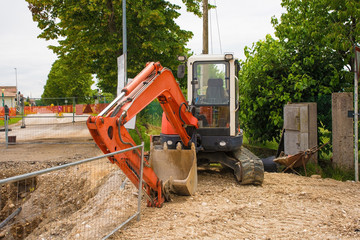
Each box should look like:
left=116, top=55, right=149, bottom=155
left=205, top=78, right=225, bottom=104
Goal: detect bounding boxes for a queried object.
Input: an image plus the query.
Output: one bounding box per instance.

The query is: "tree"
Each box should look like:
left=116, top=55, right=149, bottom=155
left=27, top=0, right=203, bottom=94
left=239, top=35, right=290, bottom=142
left=42, top=57, right=94, bottom=104
left=272, top=0, right=359, bottom=91
left=239, top=0, right=360, bottom=143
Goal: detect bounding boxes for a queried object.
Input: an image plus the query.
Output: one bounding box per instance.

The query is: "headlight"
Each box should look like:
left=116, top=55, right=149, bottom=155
left=177, top=56, right=186, bottom=62
left=224, top=54, right=233, bottom=60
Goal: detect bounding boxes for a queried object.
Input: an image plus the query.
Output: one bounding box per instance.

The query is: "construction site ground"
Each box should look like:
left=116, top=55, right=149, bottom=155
left=1, top=119, right=360, bottom=239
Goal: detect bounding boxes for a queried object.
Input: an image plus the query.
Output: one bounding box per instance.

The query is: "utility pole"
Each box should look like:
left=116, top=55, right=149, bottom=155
left=123, top=0, right=128, bottom=85
left=354, top=45, right=360, bottom=182
left=202, top=0, right=208, bottom=54
left=14, top=68, right=17, bottom=93
left=14, top=68, right=18, bottom=108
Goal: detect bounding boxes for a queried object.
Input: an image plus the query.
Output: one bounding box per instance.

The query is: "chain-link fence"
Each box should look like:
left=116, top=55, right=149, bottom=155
left=0, top=101, right=110, bottom=146
left=0, top=145, right=145, bottom=239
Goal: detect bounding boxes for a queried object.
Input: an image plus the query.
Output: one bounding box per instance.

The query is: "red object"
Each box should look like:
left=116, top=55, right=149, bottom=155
left=161, top=112, right=177, bottom=135
left=87, top=62, right=198, bottom=207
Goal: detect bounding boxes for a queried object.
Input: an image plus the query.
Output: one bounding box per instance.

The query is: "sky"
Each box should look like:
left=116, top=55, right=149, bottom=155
left=0, top=0, right=285, bottom=98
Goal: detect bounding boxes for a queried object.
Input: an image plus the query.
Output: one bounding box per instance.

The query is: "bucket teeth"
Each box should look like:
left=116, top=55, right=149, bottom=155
left=150, top=141, right=197, bottom=198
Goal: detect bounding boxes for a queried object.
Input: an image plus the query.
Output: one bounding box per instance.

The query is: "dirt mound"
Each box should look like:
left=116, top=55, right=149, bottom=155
left=1, top=160, right=137, bottom=240
left=1, top=142, right=360, bottom=239
left=115, top=169, right=360, bottom=240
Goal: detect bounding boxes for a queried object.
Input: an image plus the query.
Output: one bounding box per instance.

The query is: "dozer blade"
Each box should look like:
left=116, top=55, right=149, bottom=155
left=149, top=141, right=197, bottom=196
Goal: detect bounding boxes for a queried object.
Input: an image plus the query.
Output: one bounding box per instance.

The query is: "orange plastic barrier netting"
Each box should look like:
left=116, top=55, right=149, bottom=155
left=0, top=104, right=109, bottom=116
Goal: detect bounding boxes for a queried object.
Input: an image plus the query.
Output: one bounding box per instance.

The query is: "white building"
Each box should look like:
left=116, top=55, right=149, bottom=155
left=1, top=86, right=17, bottom=108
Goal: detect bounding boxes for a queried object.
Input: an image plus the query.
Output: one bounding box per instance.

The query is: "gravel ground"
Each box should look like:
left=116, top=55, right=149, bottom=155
left=1, top=118, right=360, bottom=240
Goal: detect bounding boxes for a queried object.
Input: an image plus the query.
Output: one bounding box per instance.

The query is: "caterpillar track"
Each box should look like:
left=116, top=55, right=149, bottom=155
left=233, top=147, right=264, bottom=185
left=197, top=146, right=264, bottom=186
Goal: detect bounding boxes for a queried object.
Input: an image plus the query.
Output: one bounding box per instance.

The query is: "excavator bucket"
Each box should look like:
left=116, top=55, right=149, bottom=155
left=149, top=140, right=197, bottom=196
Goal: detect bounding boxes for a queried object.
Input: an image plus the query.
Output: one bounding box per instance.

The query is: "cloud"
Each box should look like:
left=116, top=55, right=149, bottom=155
left=0, top=0, right=57, bottom=98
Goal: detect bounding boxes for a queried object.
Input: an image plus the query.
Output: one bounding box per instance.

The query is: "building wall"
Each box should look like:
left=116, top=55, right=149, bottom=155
left=2, top=97, right=16, bottom=108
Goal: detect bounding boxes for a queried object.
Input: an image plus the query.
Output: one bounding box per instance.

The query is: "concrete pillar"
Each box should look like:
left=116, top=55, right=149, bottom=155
left=332, top=92, right=354, bottom=169
left=284, top=103, right=318, bottom=163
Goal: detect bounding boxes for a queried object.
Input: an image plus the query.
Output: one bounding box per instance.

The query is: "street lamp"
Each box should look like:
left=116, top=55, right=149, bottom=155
left=14, top=68, right=17, bottom=93
left=14, top=68, right=18, bottom=106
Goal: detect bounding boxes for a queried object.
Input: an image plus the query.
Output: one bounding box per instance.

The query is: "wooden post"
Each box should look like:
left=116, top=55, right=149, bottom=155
left=202, top=0, right=208, bottom=54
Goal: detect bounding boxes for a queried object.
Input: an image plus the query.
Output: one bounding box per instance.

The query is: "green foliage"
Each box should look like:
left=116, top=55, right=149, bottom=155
left=138, top=100, right=163, bottom=126
left=239, top=0, right=360, bottom=143
left=101, top=93, right=115, bottom=103
left=27, top=0, right=199, bottom=94
left=129, top=117, right=162, bottom=151
left=301, top=157, right=355, bottom=181
left=34, top=99, right=46, bottom=106
left=322, top=164, right=355, bottom=181
left=92, top=92, right=115, bottom=104
left=239, top=35, right=290, bottom=142
left=42, top=57, right=94, bottom=104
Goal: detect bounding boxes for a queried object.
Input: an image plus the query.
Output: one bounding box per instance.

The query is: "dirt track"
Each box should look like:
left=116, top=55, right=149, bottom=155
left=115, top=169, right=360, bottom=240
left=1, top=120, right=360, bottom=239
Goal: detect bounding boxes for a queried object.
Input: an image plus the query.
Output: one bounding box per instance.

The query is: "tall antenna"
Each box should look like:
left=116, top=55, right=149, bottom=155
left=123, top=0, right=127, bottom=85
left=209, top=2, right=213, bottom=54
left=214, top=0, right=222, bottom=53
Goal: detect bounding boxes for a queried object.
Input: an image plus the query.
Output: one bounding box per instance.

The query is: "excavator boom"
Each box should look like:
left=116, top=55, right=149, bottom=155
left=87, top=62, right=198, bottom=207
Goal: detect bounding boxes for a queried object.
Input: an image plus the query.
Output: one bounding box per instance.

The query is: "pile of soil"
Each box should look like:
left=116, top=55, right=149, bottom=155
left=115, top=168, right=360, bottom=240
left=0, top=154, right=138, bottom=239
left=1, top=141, right=360, bottom=239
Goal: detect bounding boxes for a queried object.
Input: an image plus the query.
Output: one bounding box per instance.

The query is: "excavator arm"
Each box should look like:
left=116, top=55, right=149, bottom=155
left=87, top=62, right=198, bottom=207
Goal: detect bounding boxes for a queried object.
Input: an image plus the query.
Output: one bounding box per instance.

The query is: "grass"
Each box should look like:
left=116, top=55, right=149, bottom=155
left=243, top=144, right=277, bottom=159
left=242, top=129, right=357, bottom=181
left=242, top=134, right=279, bottom=150
left=0, top=117, right=22, bottom=127
left=297, top=161, right=355, bottom=181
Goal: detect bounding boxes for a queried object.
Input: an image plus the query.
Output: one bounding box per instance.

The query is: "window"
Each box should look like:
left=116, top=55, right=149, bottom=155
left=192, top=61, right=230, bottom=129
left=192, top=62, right=229, bottom=106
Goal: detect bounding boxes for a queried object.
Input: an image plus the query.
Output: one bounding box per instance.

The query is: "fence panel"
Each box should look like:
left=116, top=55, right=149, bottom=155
left=0, top=146, right=145, bottom=239
left=0, top=103, right=111, bottom=146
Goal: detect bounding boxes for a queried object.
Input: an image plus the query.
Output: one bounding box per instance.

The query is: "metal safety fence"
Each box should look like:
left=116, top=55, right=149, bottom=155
left=0, top=144, right=145, bottom=239
left=0, top=103, right=110, bottom=147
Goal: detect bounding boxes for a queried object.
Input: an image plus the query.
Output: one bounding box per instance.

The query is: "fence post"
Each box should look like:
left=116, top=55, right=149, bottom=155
left=137, top=142, right=144, bottom=221
left=21, top=97, right=26, bottom=128
left=72, top=97, right=75, bottom=123
left=5, top=105, right=9, bottom=148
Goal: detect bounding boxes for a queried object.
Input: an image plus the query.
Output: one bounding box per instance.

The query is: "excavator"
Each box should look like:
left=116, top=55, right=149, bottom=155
left=87, top=54, right=264, bottom=207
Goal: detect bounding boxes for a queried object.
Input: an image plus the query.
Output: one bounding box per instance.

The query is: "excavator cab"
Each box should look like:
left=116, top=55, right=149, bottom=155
left=161, top=54, right=241, bottom=151
left=191, top=60, right=232, bottom=133
left=160, top=54, right=263, bottom=185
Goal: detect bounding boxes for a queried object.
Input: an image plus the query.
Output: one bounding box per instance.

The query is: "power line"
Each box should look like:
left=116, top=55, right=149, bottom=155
left=214, top=0, right=222, bottom=54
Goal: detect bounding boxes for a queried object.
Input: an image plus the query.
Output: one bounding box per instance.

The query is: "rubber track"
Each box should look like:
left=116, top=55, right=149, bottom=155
left=235, top=147, right=264, bottom=185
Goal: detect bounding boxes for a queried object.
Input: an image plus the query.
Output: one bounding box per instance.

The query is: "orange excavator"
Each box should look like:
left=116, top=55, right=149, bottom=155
left=87, top=54, right=264, bottom=207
